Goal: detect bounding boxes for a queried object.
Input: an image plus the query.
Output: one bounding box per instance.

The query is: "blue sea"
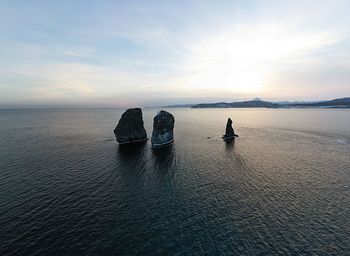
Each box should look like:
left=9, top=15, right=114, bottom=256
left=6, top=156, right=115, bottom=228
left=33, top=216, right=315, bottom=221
left=0, top=108, right=349, bottom=255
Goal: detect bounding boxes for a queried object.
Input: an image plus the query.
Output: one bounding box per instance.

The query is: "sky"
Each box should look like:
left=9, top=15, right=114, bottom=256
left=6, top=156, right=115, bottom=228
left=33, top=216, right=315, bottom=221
left=0, top=0, right=350, bottom=107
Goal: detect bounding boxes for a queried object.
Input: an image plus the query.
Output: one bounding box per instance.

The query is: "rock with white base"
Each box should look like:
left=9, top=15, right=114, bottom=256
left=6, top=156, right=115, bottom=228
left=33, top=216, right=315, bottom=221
left=151, top=110, right=175, bottom=148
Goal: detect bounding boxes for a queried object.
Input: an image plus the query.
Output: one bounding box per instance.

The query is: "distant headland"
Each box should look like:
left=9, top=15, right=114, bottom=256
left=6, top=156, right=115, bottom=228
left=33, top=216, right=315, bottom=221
left=164, top=97, right=350, bottom=109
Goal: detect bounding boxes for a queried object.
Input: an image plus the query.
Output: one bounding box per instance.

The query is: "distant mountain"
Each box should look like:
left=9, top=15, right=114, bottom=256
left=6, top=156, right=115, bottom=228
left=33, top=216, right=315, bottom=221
left=276, top=100, right=322, bottom=105
left=190, top=97, right=350, bottom=109
left=284, top=97, right=350, bottom=108
left=163, top=104, right=195, bottom=108
left=191, top=100, right=278, bottom=108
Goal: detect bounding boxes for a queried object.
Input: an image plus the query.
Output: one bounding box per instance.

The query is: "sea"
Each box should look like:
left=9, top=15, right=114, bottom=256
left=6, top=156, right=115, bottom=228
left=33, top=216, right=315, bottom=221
left=0, top=108, right=349, bottom=255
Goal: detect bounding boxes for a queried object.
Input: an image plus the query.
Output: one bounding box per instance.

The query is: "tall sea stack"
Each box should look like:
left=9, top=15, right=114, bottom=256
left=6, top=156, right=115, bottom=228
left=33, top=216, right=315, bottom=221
left=222, top=118, right=238, bottom=141
left=151, top=110, right=175, bottom=148
left=114, top=108, right=148, bottom=144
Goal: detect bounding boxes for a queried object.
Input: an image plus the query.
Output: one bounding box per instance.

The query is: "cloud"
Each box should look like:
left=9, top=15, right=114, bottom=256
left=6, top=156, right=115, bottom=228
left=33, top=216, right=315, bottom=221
left=0, top=0, right=350, bottom=106
left=162, top=23, right=343, bottom=97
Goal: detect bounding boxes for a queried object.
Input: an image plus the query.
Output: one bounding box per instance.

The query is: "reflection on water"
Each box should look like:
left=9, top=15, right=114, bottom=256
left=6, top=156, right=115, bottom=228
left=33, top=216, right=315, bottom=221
left=224, top=138, right=236, bottom=151
left=118, top=140, right=148, bottom=159
left=152, top=143, right=177, bottom=181
left=116, top=141, right=148, bottom=182
left=0, top=108, right=349, bottom=255
left=116, top=141, right=177, bottom=185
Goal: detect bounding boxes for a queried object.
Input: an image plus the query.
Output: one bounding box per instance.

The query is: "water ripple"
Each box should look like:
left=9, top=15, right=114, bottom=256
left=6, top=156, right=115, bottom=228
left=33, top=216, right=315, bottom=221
left=0, top=108, right=349, bottom=255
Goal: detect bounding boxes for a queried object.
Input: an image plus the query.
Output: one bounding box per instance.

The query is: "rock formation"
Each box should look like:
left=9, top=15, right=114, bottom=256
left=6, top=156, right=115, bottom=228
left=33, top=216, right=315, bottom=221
left=114, top=108, right=147, bottom=144
left=151, top=110, right=175, bottom=148
left=222, top=118, right=239, bottom=141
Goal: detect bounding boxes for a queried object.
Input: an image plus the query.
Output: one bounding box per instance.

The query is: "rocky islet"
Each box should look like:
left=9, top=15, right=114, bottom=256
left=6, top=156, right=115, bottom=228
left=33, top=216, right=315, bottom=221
left=222, top=118, right=239, bottom=142
left=114, top=109, right=238, bottom=147
left=151, top=110, right=175, bottom=148
left=114, top=108, right=148, bottom=144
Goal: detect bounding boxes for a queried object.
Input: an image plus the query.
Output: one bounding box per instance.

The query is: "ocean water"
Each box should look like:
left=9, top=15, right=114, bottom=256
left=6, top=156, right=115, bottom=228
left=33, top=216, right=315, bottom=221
left=0, top=108, right=349, bottom=256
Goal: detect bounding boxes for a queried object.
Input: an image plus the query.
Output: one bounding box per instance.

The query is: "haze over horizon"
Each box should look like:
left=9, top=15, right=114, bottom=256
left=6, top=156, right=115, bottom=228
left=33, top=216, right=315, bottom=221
left=1, top=0, right=350, bottom=108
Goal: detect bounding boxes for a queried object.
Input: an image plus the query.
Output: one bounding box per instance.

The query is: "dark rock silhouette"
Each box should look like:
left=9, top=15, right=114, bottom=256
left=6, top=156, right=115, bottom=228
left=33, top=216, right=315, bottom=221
left=222, top=118, right=239, bottom=141
left=151, top=110, right=175, bottom=148
left=114, top=108, right=147, bottom=144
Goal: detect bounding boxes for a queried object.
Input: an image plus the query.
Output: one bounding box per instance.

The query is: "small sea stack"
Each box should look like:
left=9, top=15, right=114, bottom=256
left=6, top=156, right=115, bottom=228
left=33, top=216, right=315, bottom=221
left=151, top=110, right=175, bottom=148
left=114, top=108, right=148, bottom=145
left=222, top=118, right=239, bottom=142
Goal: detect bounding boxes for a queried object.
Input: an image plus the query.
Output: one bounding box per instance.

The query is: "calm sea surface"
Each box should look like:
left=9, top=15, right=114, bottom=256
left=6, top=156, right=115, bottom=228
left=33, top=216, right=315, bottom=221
left=0, top=108, right=349, bottom=255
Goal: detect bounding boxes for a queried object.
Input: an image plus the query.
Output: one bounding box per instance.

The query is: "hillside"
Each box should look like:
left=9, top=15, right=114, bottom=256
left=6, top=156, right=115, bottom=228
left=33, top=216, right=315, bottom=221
left=191, top=100, right=278, bottom=108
